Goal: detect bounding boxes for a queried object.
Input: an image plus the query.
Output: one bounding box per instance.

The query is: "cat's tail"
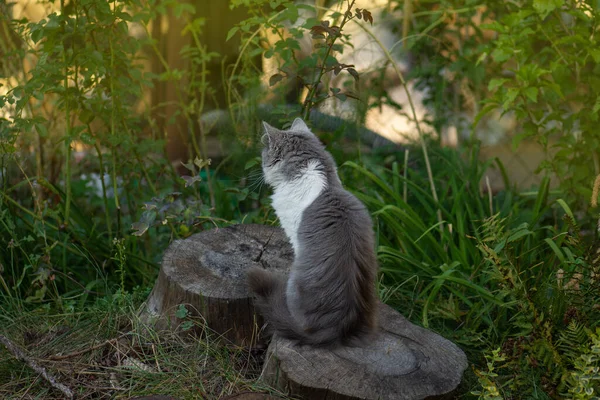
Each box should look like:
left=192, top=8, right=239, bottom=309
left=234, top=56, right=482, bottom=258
left=247, top=267, right=340, bottom=347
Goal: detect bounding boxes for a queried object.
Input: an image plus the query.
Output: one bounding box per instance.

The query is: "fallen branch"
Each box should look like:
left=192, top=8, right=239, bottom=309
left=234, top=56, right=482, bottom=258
left=0, top=334, right=74, bottom=399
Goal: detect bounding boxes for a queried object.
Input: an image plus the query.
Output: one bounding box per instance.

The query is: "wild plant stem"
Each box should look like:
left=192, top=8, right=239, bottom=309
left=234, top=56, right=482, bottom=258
left=94, top=141, right=112, bottom=239
left=355, top=20, right=443, bottom=234
left=403, top=149, right=409, bottom=202
left=187, top=22, right=216, bottom=208
left=61, top=0, right=72, bottom=225
left=109, top=0, right=121, bottom=236
left=302, top=0, right=356, bottom=120
left=226, top=22, right=265, bottom=128
left=0, top=334, right=74, bottom=399
left=144, top=17, right=215, bottom=209
left=402, top=0, right=413, bottom=49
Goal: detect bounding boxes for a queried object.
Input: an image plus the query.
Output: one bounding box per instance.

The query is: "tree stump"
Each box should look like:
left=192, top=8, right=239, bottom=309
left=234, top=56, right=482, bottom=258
left=262, top=303, right=468, bottom=400
left=144, top=223, right=467, bottom=399
left=143, top=224, right=293, bottom=346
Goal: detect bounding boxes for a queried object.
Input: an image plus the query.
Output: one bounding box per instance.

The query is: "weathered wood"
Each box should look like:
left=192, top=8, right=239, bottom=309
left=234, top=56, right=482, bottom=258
left=143, top=224, right=293, bottom=345
left=262, top=303, right=467, bottom=400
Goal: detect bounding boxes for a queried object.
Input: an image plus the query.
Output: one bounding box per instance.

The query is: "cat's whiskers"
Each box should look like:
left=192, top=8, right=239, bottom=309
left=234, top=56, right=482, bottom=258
left=246, top=170, right=267, bottom=193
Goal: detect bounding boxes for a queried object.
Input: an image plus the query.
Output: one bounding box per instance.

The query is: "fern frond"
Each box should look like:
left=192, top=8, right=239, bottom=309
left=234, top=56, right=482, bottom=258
left=557, top=320, right=590, bottom=365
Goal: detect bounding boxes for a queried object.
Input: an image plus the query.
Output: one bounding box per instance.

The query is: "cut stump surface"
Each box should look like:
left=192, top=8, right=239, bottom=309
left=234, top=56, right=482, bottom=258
left=263, top=303, right=467, bottom=400
left=143, top=224, right=292, bottom=345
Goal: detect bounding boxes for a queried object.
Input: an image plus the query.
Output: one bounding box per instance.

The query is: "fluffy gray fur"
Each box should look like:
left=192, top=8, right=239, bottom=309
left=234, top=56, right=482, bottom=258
left=247, top=118, right=378, bottom=347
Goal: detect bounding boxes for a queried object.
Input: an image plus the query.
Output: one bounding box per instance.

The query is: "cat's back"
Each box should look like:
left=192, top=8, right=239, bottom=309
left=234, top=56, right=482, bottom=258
left=296, top=185, right=378, bottom=343
left=299, top=185, right=376, bottom=261
left=306, top=184, right=370, bottom=224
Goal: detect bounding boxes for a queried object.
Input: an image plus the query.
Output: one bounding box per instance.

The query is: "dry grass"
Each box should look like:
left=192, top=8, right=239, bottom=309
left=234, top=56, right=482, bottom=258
left=0, top=294, right=286, bottom=399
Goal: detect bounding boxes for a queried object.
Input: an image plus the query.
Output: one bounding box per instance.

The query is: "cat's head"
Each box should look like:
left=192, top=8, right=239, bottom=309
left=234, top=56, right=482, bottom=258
left=261, top=118, right=338, bottom=187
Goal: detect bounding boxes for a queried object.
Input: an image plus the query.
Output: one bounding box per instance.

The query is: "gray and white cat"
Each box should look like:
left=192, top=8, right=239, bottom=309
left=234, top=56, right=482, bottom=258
left=247, top=118, right=378, bottom=347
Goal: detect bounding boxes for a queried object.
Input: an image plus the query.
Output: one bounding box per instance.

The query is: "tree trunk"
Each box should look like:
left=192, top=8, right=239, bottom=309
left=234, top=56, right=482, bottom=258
left=262, top=303, right=467, bottom=400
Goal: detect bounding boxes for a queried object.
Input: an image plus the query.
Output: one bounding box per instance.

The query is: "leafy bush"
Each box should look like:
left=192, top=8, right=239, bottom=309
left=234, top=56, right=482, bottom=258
left=482, top=0, right=599, bottom=206
left=0, top=0, right=268, bottom=303
left=405, top=0, right=600, bottom=206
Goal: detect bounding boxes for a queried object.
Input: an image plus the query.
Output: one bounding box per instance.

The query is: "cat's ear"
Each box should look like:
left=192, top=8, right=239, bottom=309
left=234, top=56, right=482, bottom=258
left=262, top=121, right=276, bottom=134
left=262, top=121, right=277, bottom=143
left=290, top=118, right=310, bottom=133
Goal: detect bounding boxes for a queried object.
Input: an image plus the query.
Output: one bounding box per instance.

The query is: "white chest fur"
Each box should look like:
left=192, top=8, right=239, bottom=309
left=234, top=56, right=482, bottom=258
left=270, top=160, right=327, bottom=254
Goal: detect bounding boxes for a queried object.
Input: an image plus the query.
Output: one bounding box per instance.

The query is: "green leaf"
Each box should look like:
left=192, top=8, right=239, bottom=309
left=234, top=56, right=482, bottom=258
left=334, top=92, right=347, bottom=101
left=533, top=0, right=563, bottom=18
left=545, top=238, right=565, bottom=263
left=174, top=3, right=196, bottom=17
left=481, top=21, right=507, bottom=33
left=193, top=157, right=211, bottom=169
left=175, top=304, right=189, bottom=319
left=131, top=221, right=149, bottom=236
left=181, top=175, right=201, bottom=188
left=474, top=103, right=499, bottom=127
left=244, top=157, right=261, bottom=170
left=269, top=73, right=283, bottom=86
left=488, top=78, right=508, bottom=92
left=593, top=96, right=600, bottom=114
left=180, top=321, right=194, bottom=331
left=522, top=86, right=538, bottom=103
left=555, top=199, right=574, bottom=220
left=475, top=51, right=488, bottom=66
left=34, top=123, right=48, bottom=137
left=31, top=27, right=44, bottom=44
left=502, top=88, right=520, bottom=109
left=512, top=132, right=528, bottom=150
left=507, top=227, right=533, bottom=243
left=226, top=26, right=239, bottom=42
left=491, top=47, right=512, bottom=63
left=546, top=82, right=564, bottom=99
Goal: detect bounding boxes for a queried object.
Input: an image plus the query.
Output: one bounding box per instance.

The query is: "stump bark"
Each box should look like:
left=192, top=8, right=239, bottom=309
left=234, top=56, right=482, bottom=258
left=143, top=224, right=293, bottom=345
left=261, top=303, right=467, bottom=400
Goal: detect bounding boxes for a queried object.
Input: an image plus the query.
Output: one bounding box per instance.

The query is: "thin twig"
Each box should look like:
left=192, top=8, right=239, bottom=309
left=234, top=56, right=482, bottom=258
left=0, top=334, right=74, bottom=399
left=47, top=336, right=123, bottom=361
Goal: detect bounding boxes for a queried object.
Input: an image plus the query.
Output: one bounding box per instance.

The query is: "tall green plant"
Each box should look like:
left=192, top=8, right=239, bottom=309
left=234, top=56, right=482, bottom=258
left=343, top=145, right=600, bottom=397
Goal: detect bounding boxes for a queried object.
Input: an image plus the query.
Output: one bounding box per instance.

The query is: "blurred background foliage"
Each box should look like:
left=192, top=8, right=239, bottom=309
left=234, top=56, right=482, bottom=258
left=0, top=0, right=599, bottom=398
